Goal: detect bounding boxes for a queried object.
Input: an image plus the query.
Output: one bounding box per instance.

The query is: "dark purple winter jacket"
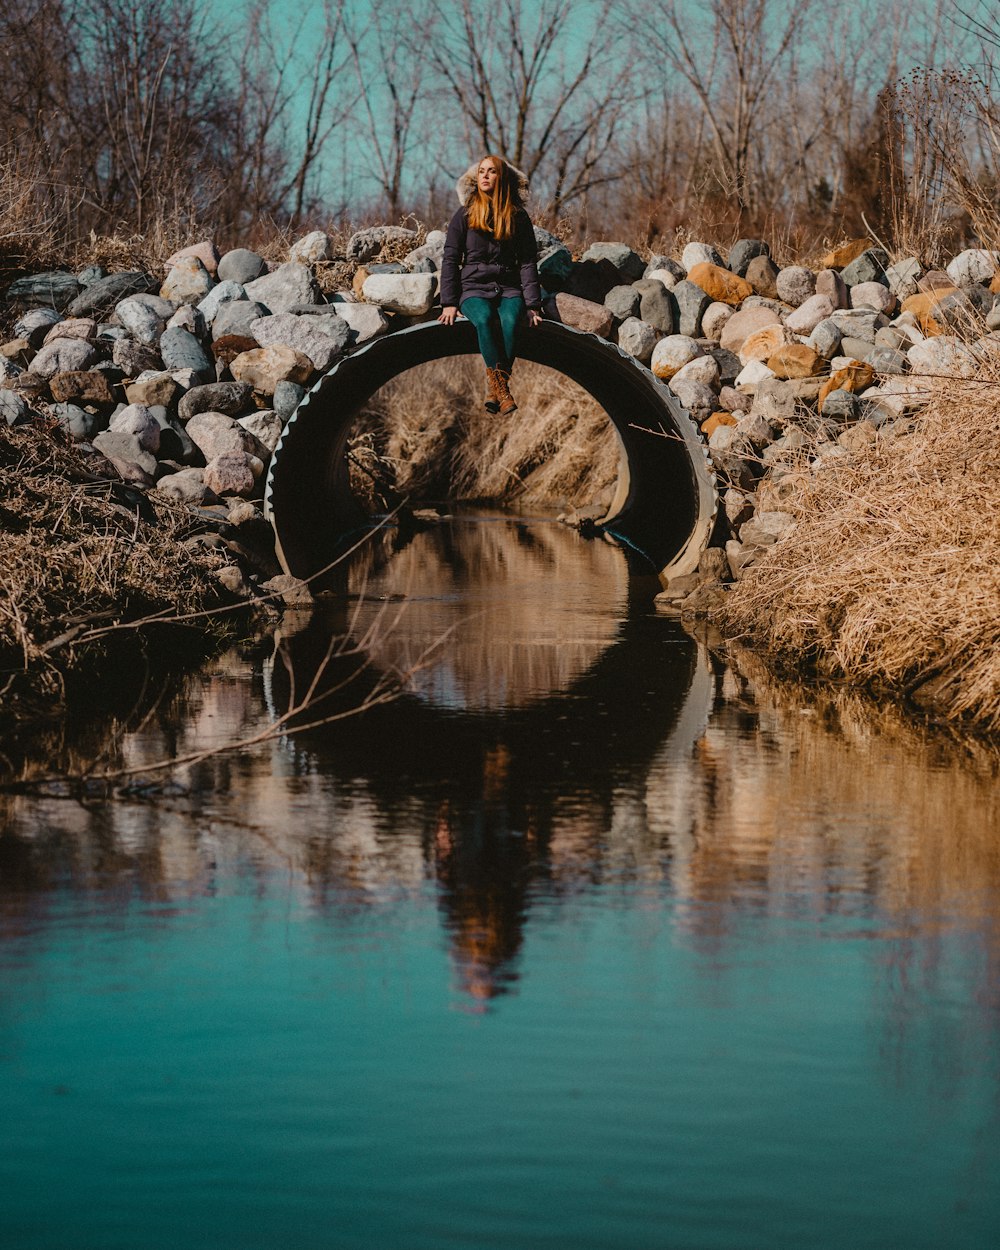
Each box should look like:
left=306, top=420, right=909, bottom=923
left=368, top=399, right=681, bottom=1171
left=440, top=206, right=542, bottom=310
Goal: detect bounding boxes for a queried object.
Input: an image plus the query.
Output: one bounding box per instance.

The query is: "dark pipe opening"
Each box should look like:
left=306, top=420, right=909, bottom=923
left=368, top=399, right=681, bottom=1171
left=265, top=319, right=716, bottom=582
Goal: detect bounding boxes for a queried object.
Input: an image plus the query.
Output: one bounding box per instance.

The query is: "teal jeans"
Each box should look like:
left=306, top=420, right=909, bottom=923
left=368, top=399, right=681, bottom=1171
left=460, top=295, right=526, bottom=369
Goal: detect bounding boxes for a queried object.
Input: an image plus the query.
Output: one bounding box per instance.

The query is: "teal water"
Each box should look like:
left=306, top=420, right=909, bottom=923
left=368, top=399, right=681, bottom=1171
left=2, top=515, right=998, bottom=1248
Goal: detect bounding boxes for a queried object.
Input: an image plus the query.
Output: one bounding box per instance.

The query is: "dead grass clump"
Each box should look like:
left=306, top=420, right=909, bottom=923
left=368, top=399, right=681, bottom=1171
left=716, top=376, right=1000, bottom=733
left=351, top=357, right=618, bottom=508
left=0, top=423, right=231, bottom=720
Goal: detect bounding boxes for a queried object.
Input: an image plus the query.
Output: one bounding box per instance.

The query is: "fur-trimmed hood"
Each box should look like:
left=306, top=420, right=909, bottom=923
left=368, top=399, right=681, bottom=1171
left=456, top=159, right=530, bottom=207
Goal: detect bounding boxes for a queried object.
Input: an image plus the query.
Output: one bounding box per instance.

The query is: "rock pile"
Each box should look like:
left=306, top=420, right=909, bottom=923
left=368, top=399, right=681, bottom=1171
left=3, top=225, right=998, bottom=605
left=527, top=234, right=998, bottom=615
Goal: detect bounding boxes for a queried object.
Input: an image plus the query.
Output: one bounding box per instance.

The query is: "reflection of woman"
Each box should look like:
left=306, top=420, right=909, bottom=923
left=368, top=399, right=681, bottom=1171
left=438, top=155, right=543, bottom=416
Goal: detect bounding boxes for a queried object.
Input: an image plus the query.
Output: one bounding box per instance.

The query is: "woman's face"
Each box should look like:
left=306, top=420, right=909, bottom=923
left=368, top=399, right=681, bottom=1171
left=477, top=160, right=499, bottom=194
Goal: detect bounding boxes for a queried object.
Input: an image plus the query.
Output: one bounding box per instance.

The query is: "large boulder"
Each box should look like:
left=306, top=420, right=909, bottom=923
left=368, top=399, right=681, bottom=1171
left=245, top=262, right=320, bottom=314
left=541, top=292, right=613, bottom=337
left=250, top=312, right=350, bottom=370
left=580, top=242, right=644, bottom=282
left=361, top=272, right=436, bottom=315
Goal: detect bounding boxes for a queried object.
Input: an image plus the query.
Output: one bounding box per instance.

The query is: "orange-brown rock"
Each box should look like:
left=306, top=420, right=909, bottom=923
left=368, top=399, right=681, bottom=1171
left=739, top=324, right=793, bottom=365
left=901, top=288, right=959, bottom=335
left=766, top=343, right=824, bottom=380
left=352, top=266, right=370, bottom=298
left=700, top=412, right=737, bottom=438
left=211, top=335, right=259, bottom=367
left=686, top=262, right=752, bottom=307
left=49, top=370, right=117, bottom=405
left=819, top=238, right=870, bottom=269
left=991, top=272, right=1000, bottom=294
left=230, top=345, right=314, bottom=395
left=818, top=362, right=876, bottom=410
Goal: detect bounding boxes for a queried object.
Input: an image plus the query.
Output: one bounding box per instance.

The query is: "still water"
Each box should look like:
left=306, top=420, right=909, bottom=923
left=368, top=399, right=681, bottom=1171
left=1, top=512, right=999, bottom=1249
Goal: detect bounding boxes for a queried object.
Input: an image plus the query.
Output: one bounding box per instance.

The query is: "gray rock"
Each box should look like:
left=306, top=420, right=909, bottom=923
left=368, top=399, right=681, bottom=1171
left=5, top=272, right=82, bottom=309
left=604, top=284, right=641, bottom=320
left=643, top=256, right=685, bottom=282
left=346, top=225, right=417, bottom=262
left=829, top=310, right=887, bottom=343
left=115, top=296, right=168, bottom=345
left=178, top=382, right=253, bottom=422
left=166, top=305, right=206, bottom=338
left=633, top=279, right=674, bottom=333
left=775, top=266, right=816, bottom=306
left=719, top=385, right=751, bottom=414
left=273, top=381, right=306, bottom=420
left=159, top=326, right=212, bottom=376
left=52, top=402, right=97, bottom=440
left=1, top=391, right=31, bottom=425
left=672, top=280, right=711, bottom=337
left=198, top=281, right=246, bottom=325
left=14, top=308, right=62, bottom=344
left=237, top=409, right=283, bottom=453
left=186, top=411, right=269, bottom=462
left=885, top=256, right=922, bottom=300
left=709, top=346, right=742, bottom=385
left=868, top=347, right=909, bottom=375
left=365, top=262, right=408, bottom=275
left=820, top=388, right=860, bottom=421
left=250, top=312, right=350, bottom=370
left=155, top=468, right=216, bottom=505
left=218, top=249, right=267, bottom=284
left=30, top=338, right=100, bottom=379
left=150, top=408, right=197, bottom=462
left=203, top=452, right=260, bottom=497
left=741, top=295, right=786, bottom=315
left=840, top=248, right=889, bottom=287
left=407, top=257, right=437, bottom=274
left=244, top=262, right=320, bottom=314
left=728, top=239, right=770, bottom=276
left=616, top=317, right=658, bottom=363
left=92, top=430, right=158, bottom=483
left=537, top=242, right=574, bottom=289
left=333, top=302, right=389, bottom=345
left=682, top=241, right=726, bottom=271
left=76, top=265, right=106, bottom=286
left=670, top=376, right=717, bottom=411
left=0, top=358, right=22, bottom=383
left=212, top=300, right=270, bottom=340
left=874, top=325, right=910, bottom=351
left=404, top=240, right=446, bottom=269
left=988, top=304, right=1000, bottom=332
left=808, top=318, right=842, bottom=359
left=580, top=242, right=644, bottom=281
left=67, top=271, right=158, bottom=318
left=565, top=259, right=621, bottom=303
left=839, top=336, right=876, bottom=361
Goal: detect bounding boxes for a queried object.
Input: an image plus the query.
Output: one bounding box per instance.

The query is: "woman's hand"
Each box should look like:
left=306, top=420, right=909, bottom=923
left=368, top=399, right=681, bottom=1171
left=527, top=308, right=544, bottom=328
left=438, top=306, right=459, bottom=326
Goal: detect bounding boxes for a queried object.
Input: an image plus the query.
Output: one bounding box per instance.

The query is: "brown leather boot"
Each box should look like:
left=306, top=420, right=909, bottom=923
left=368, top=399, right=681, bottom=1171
left=483, top=368, right=499, bottom=413
left=487, top=366, right=517, bottom=415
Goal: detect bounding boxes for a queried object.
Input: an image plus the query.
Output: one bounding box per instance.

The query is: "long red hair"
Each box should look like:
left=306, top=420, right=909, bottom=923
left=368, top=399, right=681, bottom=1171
left=467, top=155, right=523, bottom=241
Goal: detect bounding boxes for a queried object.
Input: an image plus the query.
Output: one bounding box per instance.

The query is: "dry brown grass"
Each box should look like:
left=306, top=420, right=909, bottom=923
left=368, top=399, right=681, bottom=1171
left=0, top=423, right=234, bottom=721
left=716, top=371, right=1000, bottom=734
left=351, top=357, right=619, bottom=508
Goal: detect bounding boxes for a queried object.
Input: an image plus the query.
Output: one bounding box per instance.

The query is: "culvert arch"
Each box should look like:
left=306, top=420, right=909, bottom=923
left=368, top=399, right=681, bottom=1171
left=264, top=318, right=717, bottom=581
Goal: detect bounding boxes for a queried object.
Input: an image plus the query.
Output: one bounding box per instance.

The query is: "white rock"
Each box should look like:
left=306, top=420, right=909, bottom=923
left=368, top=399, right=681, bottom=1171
left=237, top=409, right=284, bottom=454
left=701, top=301, right=734, bottom=342
left=645, top=267, right=679, bottom=291
left=682, top=241, right=724, bottom=271
left=198, top=281, right=246, bottom=324
left=945, top=248, right=998, bottom=288
left=671, top=354, right=720, bottom=390
left=906, top=336, right=980, bottom=377
left=333, top=302, right=390, bottom=344
left=361, top=272, right=436, bottom=315
left=289, top=231, right=334, bottom=264
left=110, top=402, right=161, bottom=453
left=670, top=377, right=717, bottom=411
left=245, top=262, right=320, bottom=314
left=850, top=282, right=896, bottom=314
left=650, top=334, right=701, bottom=379
left=735, top=360, right=776, bottom=388
left=616, top=317, right=658, bottom=363
left=250, top=312, right=350, bottom=371
left=785, top=293, right=836, bottom=335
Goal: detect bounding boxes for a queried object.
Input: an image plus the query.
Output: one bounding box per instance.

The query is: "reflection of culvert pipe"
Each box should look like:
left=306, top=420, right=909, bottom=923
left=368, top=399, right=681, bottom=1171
left=264, top=319, right=717, bottom=583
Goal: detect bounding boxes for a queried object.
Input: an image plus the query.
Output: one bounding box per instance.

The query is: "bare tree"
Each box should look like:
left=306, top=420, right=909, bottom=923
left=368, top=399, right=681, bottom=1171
left=424, top=0, right=633, bottom=217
